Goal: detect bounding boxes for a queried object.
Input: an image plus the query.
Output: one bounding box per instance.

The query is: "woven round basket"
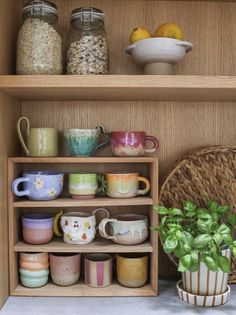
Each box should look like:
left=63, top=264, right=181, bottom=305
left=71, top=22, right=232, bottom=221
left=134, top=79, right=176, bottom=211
left=159, top=145, right=236, bottom=283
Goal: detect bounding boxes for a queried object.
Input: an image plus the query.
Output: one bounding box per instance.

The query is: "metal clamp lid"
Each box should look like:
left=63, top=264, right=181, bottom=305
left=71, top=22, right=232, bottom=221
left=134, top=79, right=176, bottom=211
left=23, top=0, right=58, bottom=17
left=70, top=7, right=105, bottom=23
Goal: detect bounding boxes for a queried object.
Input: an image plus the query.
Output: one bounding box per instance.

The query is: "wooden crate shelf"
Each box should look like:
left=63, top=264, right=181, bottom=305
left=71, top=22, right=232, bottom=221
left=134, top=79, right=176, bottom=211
left=14, top=240, right=153, bottom=253
left=12, top=282, right=156, bottom=297
left=1, top=75, right=236, bottom=102
left=8, top=156, right=158, bottom=297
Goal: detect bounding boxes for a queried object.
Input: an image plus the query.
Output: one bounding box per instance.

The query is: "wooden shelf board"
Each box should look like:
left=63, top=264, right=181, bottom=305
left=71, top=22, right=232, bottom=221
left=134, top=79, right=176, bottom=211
left=9, top=156, right=156, bottom=163
left=12, top=281, right=156, bottom=297
left=1, top=75, right=236, bottom=101
left=13, top=196, right=153, bottom=207
left=14, top=240, right=153, bottom=253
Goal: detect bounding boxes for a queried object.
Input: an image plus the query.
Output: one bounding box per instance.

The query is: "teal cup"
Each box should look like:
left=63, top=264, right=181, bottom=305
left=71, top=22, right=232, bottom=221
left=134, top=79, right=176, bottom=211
left=64, top=126, right=109, bottom=157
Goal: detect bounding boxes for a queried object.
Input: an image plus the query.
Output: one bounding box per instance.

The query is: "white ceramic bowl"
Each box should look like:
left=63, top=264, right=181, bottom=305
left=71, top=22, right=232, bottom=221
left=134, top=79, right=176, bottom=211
left=176, top=280, right=230, bottom=307
left=126, top=37, right=193, bottom=65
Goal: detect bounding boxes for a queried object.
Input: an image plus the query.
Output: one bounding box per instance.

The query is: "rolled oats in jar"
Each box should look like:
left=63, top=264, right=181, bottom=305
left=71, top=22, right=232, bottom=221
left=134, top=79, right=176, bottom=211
left=16, top=0, right=62, bottom=75
left=66, top=7, right=109, bottom=75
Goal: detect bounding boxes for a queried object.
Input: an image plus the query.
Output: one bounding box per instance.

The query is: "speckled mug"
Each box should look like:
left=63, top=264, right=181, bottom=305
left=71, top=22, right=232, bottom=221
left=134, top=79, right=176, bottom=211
left=50, top=253, right=81, bottom=286
left=64, top=126, right=109, bottom=156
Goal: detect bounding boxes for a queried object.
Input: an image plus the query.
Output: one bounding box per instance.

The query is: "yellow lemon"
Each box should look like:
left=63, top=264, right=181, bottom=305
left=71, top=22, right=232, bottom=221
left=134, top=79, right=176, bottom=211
left=130, top=27, right=151, bottom=44
left=153, top=23, right=184, bottom=40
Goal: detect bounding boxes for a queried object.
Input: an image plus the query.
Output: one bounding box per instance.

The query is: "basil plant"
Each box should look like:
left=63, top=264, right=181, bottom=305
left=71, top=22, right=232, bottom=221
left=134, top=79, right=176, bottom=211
left=154, top=200, right=236, bottom=273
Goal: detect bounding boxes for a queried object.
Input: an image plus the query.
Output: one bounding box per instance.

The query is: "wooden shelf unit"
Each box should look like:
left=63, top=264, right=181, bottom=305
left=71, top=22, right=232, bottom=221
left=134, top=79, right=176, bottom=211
left=1, top=75, right=236, bottom=101
left=8, top=157, right=158, bottom=297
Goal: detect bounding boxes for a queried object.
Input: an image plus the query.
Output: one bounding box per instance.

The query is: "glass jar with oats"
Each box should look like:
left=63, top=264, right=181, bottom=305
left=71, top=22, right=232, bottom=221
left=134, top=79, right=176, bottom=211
left=16, top=0, right=62, bottom=75
left=66, top=7, right=109, bottom=75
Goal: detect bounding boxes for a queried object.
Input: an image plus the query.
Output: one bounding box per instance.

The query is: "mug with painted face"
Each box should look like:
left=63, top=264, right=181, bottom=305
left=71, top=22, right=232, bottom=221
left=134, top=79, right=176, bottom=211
left=64, top=126, right=109, bottom=157
left=17, top=116, right=58, bottom=157
left=99, top=214, right=149, bottom=245
left=110, top=131, right=159, bottom=156
left=53, top=208, right=110, bottom=245
left=12, top=171, right=64, bottom=201
left=106, top=172, right=150, bottom=198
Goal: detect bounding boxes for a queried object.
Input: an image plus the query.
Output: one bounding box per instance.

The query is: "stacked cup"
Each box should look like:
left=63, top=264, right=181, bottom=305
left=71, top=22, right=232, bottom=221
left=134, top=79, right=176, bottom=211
left=19, top=252, right=49, bottom=288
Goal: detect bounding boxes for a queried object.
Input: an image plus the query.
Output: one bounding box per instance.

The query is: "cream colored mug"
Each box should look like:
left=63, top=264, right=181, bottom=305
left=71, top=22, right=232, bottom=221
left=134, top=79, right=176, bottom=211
left=17, top=117, right=58, bottom=156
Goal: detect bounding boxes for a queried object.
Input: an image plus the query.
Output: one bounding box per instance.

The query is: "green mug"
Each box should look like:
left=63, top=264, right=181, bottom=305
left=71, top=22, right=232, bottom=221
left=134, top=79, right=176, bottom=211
left=17, top=117, right=59, bottom=157
left=69, top=173, right=106, bottom=200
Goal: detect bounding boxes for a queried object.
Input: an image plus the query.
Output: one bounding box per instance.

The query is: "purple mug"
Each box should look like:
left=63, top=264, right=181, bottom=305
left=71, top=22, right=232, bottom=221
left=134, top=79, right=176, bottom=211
left=110, top=131, right=159, bottom=156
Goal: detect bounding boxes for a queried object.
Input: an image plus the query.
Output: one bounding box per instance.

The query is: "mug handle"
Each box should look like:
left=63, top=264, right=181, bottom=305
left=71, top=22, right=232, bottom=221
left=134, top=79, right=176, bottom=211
left=98, top=218, right=118, bottom=241
left=145, top=136, right=159, bottom=154
left=137, top=176, right=151, bottom=196
left=17, top=117, right=30, bottom=156
left=12, top=177, right=30, bottom=197
left=95, top=126, right=110, bottom=150
left=53, top=210, right=64, bottom=237
left=92, top=207, right=110, bottom=218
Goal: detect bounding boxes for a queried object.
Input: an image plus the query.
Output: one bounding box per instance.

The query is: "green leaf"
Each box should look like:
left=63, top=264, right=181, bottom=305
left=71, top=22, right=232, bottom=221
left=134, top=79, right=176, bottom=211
left=192, top=234, right=212, bottom=249
left=222, top=233, right=233, bottom=245
left=197, top=218, right=212, bottom=233
left=169, top=208, right=183, bottom=216
left=213, top=233, right=222, bottom=247
left=208, top=200, right=218, bottom=212
left=183, top=244, right=192, bottom=253
left=182, top=231, right=194, bottom=243
left=211, top=212, right=220, bottom=222
left=174, top=243, right=188, bottom=258
left=197, top=212, right=212, bottom=220
left=217, top=224, right=231, bottom=235
left=218, top=256, right=230, bottom=273
left=155, top=206, right=168, bottom=215
left=191, top=251, right=199, bottom=265
left=227, top=214, right=236, bottom=226
left=184, top=200, right=197, bottom=212
left=186, top=212, right=196, bottom=218
left=178, top=254, right=191, bottom=272
left=164, top=235, right=178, bottom=253
left=232, top=247, right=236, bottom=260
left=204, top=256, right=219, bottom=272
left=217, top=205, right=230, bottom=214
left=167, top=223, right=182, bottom=230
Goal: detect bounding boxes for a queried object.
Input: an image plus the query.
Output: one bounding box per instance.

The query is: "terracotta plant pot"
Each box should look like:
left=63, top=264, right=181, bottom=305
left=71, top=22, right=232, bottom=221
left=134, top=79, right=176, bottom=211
left=49, top=253, right=81, bottom=286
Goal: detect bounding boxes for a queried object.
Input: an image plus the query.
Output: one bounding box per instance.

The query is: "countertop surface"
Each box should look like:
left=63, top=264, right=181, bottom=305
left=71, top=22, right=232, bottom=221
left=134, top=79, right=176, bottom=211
left=1, top=280, right=235, bottom=315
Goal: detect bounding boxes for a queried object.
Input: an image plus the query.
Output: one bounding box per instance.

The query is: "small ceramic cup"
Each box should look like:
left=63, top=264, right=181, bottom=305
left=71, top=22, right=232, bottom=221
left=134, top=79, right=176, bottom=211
left=99, top=214, right=149, bottom=245
left=69, top=173, right=105, bottom=200
left=12, top=171, right=64, bottom=201
left=116, top=253, right=148, bottom=288
left=64, top=126, right=109, bottom=157
left=50, top=253, right=81, bottom=286
left=22, top=213, right=54, bottom=245
left=17, top=116, right=58, bottom=157
left=110, top=131, right=159, bottom=156
left=54, top=208, right=110, bottom=245
left=19, top=252, right=49, bottom=271
left=106, top=172, right=150, bottom=198
left=84, top=253, right=112, bottom=288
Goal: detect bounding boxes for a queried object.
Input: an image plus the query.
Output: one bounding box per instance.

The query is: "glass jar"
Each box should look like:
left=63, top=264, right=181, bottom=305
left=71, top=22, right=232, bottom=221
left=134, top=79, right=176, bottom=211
left=16, top=0, right=62, bottom=75
left=66, top=7, right=109, bottom=75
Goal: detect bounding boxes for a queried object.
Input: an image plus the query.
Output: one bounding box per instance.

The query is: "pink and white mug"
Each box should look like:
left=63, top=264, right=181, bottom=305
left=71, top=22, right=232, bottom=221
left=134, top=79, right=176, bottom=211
left=84, top=253, right=112, bottom=288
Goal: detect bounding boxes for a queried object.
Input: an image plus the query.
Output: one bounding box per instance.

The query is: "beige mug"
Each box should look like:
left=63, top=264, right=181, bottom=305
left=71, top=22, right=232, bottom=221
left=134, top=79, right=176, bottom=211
left=17, top=116, right=58, bottom=156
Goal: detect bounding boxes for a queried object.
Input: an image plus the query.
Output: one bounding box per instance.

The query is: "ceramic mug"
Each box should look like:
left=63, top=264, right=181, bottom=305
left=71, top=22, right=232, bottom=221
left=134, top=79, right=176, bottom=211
left=22, top=213, right=54, bottom=245
left=110, top=131, right=159, bottom=156
left=50, top=253, right=81, bottom=286
left=17, top=116, right=58, bottom=157
left=54, top=208, right=110, bottom=245
left=85, top=253, right=112, bottom=288
left=69, top=173, right=105, bottom=200
left=12, top=171, right=64, bottom=201
left=64, top=126, right=109, bottom=157
left=106, top=172, right=150, bottom=198
left=116, top=253, right=148, bottom=288
left=99, top=214, right=149, bottom=245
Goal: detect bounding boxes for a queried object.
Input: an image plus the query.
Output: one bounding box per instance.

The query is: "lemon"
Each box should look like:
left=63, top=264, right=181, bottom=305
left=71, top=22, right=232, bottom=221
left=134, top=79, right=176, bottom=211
left=153, top=23, right=184, bottom=40
left=130, top=27, right=151, bottom=44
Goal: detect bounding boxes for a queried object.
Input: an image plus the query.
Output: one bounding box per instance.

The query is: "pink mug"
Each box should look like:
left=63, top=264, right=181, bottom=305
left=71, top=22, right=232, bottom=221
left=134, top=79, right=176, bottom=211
left=110, top=131, right=159, bottom=156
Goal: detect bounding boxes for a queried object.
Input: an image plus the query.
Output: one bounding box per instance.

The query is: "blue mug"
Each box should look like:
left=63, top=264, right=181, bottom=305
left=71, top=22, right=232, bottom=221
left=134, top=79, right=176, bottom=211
left=64, top=126, right=109, bottom=157
left=12, top=171, right=64, bottom=201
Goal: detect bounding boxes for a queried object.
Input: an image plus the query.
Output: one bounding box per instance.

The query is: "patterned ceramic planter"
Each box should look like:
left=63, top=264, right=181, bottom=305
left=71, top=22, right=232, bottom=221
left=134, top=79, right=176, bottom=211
left=182, top=248, right=230, bottom=296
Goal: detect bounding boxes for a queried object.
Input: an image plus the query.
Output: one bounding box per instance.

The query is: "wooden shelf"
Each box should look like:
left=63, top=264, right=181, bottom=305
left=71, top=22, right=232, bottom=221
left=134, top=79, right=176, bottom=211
left=12, top=282, right=156, bottom=297
left=9, top=156, right=156, bottom=163
left=13, top=196, right=153, bottom=208
left=14, top=239, right=153, bottom=253
left=2, top=75, right=236, bottom=101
